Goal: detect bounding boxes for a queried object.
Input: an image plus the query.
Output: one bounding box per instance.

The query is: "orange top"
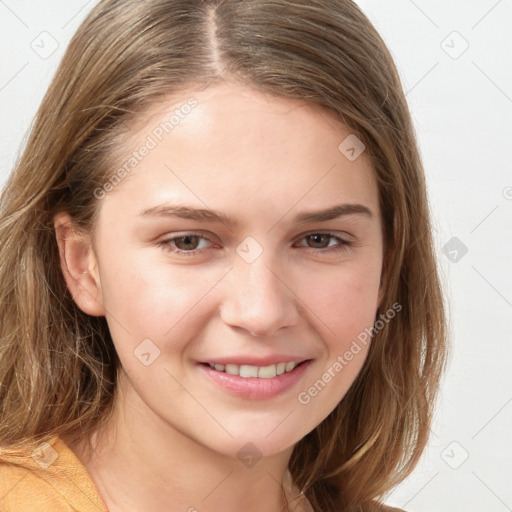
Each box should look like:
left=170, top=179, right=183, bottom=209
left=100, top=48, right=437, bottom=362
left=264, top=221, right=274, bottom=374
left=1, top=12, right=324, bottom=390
left=0, top=435, right=108, bottom=512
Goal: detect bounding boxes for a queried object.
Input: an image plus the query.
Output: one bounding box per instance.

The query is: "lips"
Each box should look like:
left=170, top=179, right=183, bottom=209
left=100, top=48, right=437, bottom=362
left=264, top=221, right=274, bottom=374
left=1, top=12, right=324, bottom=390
left=197, top=358, right=313, bottom=400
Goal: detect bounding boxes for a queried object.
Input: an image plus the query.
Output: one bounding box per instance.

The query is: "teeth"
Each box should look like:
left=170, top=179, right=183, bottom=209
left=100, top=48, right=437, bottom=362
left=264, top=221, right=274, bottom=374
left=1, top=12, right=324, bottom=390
left=258, top=364, right=277, bottom=378
left=207, top=361, right=300, bottom=378
left=225, top=364, right=238, bottom=375
left=240, top=365, right=258, bottom=378
left=285, top=362, right=296, bottom=372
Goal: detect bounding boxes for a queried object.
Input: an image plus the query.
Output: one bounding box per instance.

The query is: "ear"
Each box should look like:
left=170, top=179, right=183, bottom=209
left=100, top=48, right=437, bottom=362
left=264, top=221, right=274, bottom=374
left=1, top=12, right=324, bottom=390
left=53, top=211, right=105, bottom=317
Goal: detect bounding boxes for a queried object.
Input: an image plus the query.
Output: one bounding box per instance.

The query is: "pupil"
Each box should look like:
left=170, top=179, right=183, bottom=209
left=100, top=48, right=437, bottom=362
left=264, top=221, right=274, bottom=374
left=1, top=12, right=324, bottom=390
left=178, top=235, right=197, bottom=250
left=309, top=234, right=327, bottom=248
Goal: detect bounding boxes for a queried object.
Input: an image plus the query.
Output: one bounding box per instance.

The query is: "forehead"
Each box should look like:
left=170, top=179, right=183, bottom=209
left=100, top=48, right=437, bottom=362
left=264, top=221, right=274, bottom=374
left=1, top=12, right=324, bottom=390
left=126, top=82, right=338, bottom=136
left=99, top=82, right=379, bottom=224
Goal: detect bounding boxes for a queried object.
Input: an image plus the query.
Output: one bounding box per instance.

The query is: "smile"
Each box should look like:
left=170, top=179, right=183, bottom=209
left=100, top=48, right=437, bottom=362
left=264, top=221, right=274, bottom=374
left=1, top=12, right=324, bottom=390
left=198, top=360, right=312, bottom=400
left=206, top=361, right=299, bottom=378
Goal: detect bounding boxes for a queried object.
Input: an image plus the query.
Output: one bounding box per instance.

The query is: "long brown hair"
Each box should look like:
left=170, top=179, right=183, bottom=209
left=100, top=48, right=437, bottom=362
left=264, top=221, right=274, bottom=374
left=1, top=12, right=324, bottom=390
left=0, top=1, right=447, bottom=510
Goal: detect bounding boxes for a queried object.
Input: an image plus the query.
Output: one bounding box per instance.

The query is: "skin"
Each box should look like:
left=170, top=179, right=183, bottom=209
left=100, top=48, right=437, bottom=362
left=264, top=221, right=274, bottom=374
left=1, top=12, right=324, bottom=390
left=55, top=82, right=384, bottom=512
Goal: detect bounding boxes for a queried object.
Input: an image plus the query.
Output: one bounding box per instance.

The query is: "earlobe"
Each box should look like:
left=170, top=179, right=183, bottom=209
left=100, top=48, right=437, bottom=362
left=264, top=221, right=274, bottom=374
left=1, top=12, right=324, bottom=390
left=53, top=211, right=105, bottom=317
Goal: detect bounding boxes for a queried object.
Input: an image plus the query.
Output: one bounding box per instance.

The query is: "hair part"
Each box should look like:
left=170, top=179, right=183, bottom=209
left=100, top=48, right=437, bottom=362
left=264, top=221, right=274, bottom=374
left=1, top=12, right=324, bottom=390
left=0, top=1, right=447, bottom=510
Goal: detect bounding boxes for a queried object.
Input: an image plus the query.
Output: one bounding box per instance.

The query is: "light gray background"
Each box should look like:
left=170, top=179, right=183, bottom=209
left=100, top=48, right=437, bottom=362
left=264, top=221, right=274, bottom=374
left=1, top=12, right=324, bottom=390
left=1, top=1, right=511, bottom=511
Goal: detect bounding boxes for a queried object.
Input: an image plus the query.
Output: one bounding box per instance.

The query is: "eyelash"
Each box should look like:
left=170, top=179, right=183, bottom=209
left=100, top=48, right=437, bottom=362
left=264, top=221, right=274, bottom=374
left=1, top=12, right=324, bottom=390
left=156, top=231, right=352, bottom=257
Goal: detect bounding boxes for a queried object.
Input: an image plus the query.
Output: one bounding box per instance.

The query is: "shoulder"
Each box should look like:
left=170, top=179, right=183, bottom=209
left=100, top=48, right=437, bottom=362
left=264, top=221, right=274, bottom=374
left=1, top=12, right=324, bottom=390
left=0, top=436, right=108, bottom=512
left=0, top=459, right=63, bottom=510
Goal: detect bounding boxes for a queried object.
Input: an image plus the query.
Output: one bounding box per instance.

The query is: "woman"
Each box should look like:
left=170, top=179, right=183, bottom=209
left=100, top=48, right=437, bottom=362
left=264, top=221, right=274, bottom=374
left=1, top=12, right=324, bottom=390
left=0, top=1, right=447, bottom=511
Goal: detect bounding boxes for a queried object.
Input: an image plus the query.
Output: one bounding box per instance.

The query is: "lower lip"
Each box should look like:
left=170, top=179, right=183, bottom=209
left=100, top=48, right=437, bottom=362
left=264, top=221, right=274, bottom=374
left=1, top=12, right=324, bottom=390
left=197, top=361, right=312, bottom=400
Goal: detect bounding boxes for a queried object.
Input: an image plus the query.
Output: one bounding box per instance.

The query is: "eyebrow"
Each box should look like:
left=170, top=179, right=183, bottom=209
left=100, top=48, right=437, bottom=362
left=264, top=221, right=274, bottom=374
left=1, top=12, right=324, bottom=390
left=138, top=203, right=373, bottom=228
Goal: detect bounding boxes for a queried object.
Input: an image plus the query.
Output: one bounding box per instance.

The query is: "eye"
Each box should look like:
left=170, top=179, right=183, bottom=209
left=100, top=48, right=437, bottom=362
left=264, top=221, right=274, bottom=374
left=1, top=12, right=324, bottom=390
left=156, top=233, right=214, bottom=257
left=295, top=232, right=352, bottom=254
left=156, top=231, right=352, bottom=257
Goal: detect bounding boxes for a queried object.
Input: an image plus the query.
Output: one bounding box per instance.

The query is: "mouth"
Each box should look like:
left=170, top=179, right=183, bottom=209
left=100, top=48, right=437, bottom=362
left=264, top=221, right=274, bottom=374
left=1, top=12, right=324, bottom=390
left=197, top=359, right=313, bottom=400
left=200, top=360, right=309, bottom=379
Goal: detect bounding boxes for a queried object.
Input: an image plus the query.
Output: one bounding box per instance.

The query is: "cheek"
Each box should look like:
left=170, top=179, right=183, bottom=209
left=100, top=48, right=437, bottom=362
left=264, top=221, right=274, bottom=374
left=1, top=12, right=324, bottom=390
left=97, top=250, right=216, bottom=351
left=305, top=260, right=382, bottom=349
left=292, top=264, right=381, bottom=423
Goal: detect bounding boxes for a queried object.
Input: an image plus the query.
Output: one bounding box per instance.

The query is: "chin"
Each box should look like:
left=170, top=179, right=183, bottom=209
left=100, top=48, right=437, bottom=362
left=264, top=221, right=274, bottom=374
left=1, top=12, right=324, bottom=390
left=202, top=426, right=309, bottom=463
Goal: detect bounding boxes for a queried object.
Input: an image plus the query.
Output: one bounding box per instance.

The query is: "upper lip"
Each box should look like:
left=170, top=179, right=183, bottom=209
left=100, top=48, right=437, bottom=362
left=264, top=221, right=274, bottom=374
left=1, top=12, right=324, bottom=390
left=200, top=355, right=311, bottom=367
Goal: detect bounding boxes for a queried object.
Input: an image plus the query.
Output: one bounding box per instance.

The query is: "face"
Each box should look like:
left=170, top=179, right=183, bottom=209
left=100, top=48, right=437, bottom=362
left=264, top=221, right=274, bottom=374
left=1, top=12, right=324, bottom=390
left=68, top=82, right=384, bottom=459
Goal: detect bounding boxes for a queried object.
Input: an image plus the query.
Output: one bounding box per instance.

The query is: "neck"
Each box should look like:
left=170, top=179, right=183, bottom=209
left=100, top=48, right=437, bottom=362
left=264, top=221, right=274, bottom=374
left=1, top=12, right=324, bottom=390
left=63, top=371, right=311, bottom=512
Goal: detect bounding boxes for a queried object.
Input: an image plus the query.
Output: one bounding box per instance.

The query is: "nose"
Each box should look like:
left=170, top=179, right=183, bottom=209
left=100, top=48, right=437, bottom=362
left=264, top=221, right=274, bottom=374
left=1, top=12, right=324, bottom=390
left=219, top=252, right=300, bottom=338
